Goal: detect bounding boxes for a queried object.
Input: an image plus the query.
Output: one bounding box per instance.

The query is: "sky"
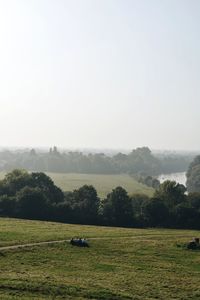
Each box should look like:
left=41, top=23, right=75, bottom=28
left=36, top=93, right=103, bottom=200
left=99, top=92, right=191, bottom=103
left=0, top=0, right=199, bottom=151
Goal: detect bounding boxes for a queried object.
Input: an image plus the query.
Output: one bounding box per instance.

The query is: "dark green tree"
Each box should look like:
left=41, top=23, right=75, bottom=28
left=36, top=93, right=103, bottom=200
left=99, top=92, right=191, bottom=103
left=142, top=198, right=169, bottom=227
left=154, top=180, right=186, bottom=210
left=187, top=192, right=200, bottom=210
left=2, top=169, right=32, bottom=196
left=173, top=203, right=198, bottom=229
left=130, top=193, right=150, bottom=226
left=0, top=195, right=16, bottom=216
left=72, top=185, right=100, bottom=224
left=16, top=187, right=48, bottom=220
left=102, top=186, right=133, bottom=227
left=30, top=172, right=64, bottom=204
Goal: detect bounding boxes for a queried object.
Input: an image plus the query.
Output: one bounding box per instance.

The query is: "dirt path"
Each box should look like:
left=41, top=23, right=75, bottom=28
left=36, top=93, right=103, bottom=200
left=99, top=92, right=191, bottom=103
left=0, top=233, right=188, bottom=251
left=0, top=236, right=142, bottom=251
left=0, top=236, right=125, bottom=251
left=0, top=239, right=68, bottom=251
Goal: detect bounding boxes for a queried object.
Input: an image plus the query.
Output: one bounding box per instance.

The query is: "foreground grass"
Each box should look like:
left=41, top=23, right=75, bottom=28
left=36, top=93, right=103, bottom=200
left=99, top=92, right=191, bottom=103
left=0, top=218, right=143, bottom=247
left=0, top=218, right=200, bottom=299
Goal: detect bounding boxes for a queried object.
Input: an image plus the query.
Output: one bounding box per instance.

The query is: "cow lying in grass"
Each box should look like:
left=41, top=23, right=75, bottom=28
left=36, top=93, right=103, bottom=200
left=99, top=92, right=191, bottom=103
left=70, top=238, right=89, bottom=247
left=187, top=238, right=200, bottom=250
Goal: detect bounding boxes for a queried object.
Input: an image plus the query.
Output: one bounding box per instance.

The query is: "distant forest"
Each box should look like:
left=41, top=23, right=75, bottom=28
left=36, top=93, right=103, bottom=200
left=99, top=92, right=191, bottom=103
left=0, top=147, right=194, bottom=176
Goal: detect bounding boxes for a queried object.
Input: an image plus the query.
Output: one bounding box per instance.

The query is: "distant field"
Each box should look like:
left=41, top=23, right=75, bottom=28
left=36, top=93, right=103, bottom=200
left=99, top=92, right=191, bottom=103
left=47, top=172, right=154, bottom=197
left=0, top=218, right=200, bottom=299
left=0, top=171, right=154, bottom=198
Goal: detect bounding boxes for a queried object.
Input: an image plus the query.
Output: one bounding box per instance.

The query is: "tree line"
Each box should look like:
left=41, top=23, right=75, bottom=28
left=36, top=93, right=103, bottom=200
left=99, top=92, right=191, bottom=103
left=0, top=168, right=200, bottom=229
left=0, top=147, right=193, bottom=176
left=186, top=155, right=200, bottom=193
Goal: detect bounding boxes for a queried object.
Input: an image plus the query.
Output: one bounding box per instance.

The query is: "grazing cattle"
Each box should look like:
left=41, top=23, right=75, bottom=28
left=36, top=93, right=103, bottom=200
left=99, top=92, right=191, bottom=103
left=70, top=238, right=89, bottom=247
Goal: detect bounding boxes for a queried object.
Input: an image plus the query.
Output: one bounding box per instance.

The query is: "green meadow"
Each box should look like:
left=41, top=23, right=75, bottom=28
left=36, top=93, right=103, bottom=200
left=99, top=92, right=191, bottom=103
left=0, top=172, right=154, bottom=198
left=0, top=218, right=200, bottom=299
left=47, top=173, right=154, bottom=198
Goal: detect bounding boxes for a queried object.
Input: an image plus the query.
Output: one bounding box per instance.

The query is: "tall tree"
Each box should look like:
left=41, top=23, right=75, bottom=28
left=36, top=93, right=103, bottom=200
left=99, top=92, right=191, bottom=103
left=142, top=198, right=169, bottom=227
left=102, top=186, right=133, bottom=227
left=72, top=185, right=100, bottom=224
left=16, top=187, right=48, bottom=220
left=154, top=180, right=186, bottom=210
left=30, top=172, right=64, bottom=204
left=2, top=169, right=32, bottom=196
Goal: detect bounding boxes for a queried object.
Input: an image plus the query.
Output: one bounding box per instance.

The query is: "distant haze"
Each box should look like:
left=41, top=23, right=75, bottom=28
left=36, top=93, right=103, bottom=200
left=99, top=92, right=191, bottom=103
left=0, top=0, right=199, bottom=151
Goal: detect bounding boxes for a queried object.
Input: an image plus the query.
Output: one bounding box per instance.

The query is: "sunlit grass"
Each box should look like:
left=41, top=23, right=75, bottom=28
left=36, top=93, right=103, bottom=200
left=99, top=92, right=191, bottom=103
left=47, top=172, right=154, bottom=198
left=0, top=218, right=200, bottom=299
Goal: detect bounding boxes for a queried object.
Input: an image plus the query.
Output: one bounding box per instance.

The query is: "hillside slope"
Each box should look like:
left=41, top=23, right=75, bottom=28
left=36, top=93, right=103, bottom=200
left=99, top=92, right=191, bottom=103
left=0, top=218, right=200, bottom=299
left=47, top=172, right=154, bottom=197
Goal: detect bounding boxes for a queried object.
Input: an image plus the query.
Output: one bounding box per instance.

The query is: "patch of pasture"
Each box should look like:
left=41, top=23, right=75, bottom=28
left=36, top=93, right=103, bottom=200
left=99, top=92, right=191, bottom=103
left=0, top=219, right=200, bottom=299
left=47, top=172, right=154, bottom=197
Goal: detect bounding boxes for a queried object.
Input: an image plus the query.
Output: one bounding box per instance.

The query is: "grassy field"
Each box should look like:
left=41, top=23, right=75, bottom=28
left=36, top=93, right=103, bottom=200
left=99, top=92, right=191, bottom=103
left=0, top=218, right=200, bottom=299
left=47, top=173, right=154, bottom=198
left=0, top=171, right=154, bottom=198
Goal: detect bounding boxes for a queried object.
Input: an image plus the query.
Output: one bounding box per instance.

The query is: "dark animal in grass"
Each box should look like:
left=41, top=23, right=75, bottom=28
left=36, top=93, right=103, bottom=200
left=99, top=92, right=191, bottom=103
left=70, top=238, right=89, bottom=247
left=187, top=238, right=200, bottom=250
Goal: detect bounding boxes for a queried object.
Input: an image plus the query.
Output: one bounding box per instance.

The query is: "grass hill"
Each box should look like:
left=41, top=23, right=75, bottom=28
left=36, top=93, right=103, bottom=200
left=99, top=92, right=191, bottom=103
left=0, top=171, right=154, bottom=198
left=0, top=218, right=200, bottom=299
left=47, top=172, right=154, bottom=197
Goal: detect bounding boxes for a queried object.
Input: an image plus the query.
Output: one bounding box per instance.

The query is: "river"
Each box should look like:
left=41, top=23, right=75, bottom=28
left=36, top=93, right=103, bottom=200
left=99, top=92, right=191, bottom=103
left=157, top=172, right=187, bottom=186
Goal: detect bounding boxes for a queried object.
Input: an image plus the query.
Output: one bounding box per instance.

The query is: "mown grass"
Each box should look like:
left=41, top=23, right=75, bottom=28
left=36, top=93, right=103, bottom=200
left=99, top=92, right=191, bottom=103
left=0, top=218, right=200, bottom=299
left=0, top=218, right=197, bottom=247
left=0, top=218, right=180, bottom=248
left=0, top=172, right=154, bottom=198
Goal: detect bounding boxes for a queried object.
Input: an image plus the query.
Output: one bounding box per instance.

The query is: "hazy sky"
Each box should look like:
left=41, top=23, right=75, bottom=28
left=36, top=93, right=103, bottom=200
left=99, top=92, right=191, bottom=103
left=0, top=0, right=199, bottom=150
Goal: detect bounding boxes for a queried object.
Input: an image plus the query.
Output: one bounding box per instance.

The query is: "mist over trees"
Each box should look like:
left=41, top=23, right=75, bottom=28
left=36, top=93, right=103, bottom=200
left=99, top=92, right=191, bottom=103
left=186, top=155, right=200, bottom=193
left=0, top=147, right=194, bottom=176
left=1, top=169, right=200, bottom=230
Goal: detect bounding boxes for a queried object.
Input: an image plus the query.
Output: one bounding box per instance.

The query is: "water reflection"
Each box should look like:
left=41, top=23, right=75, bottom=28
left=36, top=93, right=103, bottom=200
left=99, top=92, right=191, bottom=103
left=158, top=172, right=186, bottom=186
